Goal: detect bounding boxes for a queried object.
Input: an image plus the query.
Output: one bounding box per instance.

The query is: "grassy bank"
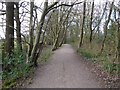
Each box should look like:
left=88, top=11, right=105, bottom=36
left=70, top=39, right=118, bottom=76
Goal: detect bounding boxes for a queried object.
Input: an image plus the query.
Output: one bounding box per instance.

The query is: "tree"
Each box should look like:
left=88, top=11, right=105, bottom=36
left=27, top=0, right=34, bottom=61
left=30, top=0, right=59, bottom=66
left=52, top=6, right=73, bottom=50
left=89, top=0, right=94, bottom=43
left=59, top=7, right=73, bottom=47
left=78, top=0, right=86, bottom=48
left=28, top=0, right=82, bottom=66
left=52, top=9, right=59, bottom=51
left=93, top=2, right=107, bottom=40
left=5, top=2, right=14, bottom=55
left=15, top=2, right=22, bottom=51
left=100, top=0, right=114, bottom=53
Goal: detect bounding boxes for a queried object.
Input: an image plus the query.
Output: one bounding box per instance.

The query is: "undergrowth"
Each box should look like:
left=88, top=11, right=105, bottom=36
left=38, top=46, right=52, bottom=64
left=2, top=49, right=34, bottom=88
left=1, top=45, right=53, bottom=88
left=71, top=38, right=119, bottom=75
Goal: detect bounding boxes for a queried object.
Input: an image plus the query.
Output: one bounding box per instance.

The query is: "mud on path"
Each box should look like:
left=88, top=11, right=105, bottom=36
left=28, top=44, right=104, bottom=88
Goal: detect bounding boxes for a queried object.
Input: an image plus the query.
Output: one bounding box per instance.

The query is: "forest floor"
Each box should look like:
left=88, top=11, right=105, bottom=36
left=26, top=44, right=106, bottom=88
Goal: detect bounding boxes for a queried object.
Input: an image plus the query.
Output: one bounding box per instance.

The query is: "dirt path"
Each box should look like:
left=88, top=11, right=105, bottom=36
left=28, top=44, right=103, bottom=88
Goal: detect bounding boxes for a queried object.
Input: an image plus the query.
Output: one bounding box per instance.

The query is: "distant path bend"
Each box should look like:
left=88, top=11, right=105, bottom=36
left=28, top=44, right=103, bottom=88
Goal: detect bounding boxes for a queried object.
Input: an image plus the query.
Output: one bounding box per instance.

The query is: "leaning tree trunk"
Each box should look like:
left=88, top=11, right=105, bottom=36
left=52, top=8, right=61, bottom=51
left=15, top=2, right=22, bottom=51
left=78, top=0, right=86, bottom=49
left=59, top=28, right=67, bottom=47
left=31, top=1, right=48, bottom=66
left=100, top=1, right=114, bottom=53
left=59, top=6, right=73, bottom=47
left=33, top=10, right=53, bottom=64
left=5, top=2, right=14, bottom=55
left=52, top=29, right=61, bottom=51
left=30, top=0, right=59, bottom=66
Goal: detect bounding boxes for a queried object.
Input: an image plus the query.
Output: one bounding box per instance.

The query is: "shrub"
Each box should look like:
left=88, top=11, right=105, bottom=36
left=2, top=49, right=33, bottom=88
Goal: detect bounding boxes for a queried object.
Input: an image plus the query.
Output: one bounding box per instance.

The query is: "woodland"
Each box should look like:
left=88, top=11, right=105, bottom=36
left=0, top=0, right=120, bottom=88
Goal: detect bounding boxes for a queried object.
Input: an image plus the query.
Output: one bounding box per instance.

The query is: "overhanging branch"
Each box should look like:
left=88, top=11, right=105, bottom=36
left=47, top=1, right=83, bottom=15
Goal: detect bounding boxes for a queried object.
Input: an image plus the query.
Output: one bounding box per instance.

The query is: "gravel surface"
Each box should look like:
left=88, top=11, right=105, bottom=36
left=28, top=44, right=103, bottom=88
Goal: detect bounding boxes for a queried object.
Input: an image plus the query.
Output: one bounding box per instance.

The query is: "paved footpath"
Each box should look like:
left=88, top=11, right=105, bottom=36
left=28, top=44, right=103, bottom=88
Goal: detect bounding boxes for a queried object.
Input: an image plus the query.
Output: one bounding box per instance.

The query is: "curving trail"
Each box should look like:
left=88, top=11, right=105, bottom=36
left=28, top=44, right=103, bottom=88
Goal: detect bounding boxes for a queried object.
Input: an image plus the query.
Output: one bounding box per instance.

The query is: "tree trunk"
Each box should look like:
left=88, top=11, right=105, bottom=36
left=52, top=29, right=61, bottom=51
left=85, top=2, right=90, bottom=38
left=59, top=29, right=67, bottom=47
left=15, top=2, right=22, bottom=51
left=31, top=1, right=48, bottom=66
left=76, top=20, right=79, bottom=39
left=89, top=0, right=94, bottom=43
left=27, top=0, right=34, bottom=61
left=100, top=1, right=114, bottom=53
left=78, top=0, right=86, bottom=48
left=5, top=2, right=14, bottom=54
left=33, top=10, right=53, bottom=65
left=92, top=2, right=107, bottom=32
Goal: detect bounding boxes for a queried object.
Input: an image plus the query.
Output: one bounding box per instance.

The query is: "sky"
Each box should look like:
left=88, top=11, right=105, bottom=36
left=0, top=0, right=119, bottom=39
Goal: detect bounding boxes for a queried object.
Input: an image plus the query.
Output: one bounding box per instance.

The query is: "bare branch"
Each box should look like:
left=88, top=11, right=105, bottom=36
left=113, top=5, right=120, bottom=12
left=0, top=9, right=6, bottom=12
left=21, top=33, right=30, bottom=45
left=47, top=2, right=83, bottom=14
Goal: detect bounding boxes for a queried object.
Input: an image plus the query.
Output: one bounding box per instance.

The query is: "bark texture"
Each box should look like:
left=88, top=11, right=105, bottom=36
left=5, top=2, right=14, bottom=54
left=89, top=0, right=94, bottom=43
left=27, top=1, right=34, bottom=61
left=31, top=1, right=48, bottom=66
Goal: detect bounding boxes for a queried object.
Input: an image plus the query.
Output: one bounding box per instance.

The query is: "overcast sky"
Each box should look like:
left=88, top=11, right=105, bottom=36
left=0, top=0, right=119, bottom=39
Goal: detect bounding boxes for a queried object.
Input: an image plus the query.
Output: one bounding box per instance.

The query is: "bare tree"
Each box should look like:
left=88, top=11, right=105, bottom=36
left=28, top=0, right=83, bottom=66
left=31, top=0, right=59, bottom=66
left=27, top=0, right=34, bottom=61
left=89, top=0, right=94, bottom=43
left=15, top=2, right=22, bottom=51
left=78, top=0, right=86, bottom=48
left=100, top=0, right=114, bottom=53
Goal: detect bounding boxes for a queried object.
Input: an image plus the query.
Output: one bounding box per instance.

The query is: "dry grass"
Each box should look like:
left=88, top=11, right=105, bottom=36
left=71, top=37, right=118, bottom=75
